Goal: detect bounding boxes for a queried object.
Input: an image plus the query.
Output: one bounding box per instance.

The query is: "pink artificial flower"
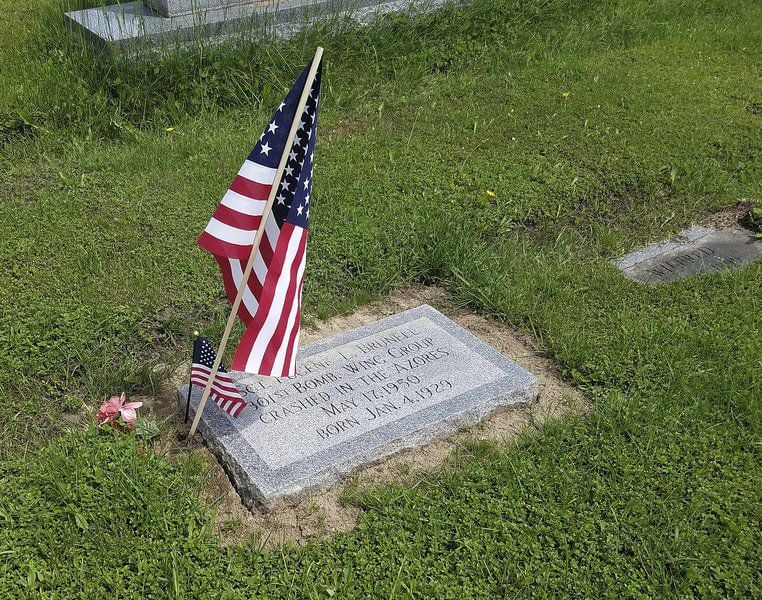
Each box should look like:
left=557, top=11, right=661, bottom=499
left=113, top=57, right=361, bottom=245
left=96, top=393, right=123, bottom=425
left=96, top=392, right=143, bottom=429
left=120, top=399, right=143, bottom=428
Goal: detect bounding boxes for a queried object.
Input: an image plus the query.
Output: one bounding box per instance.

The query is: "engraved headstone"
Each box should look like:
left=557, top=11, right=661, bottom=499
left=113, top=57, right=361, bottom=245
left=180, top=305, right=538, bottom=509
left=65, top=0, right=450, bottom=51
left=144, top=0, right=253, bottom=18
left=612, top=226, right=761, bottom=285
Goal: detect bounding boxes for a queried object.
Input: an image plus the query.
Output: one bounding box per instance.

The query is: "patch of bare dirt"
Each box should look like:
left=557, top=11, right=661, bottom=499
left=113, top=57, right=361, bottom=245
left=323, top=116, right=366, bottom=141
left=700, top=199, right=755, bottom=230
left=154, top=286, right=587, bottom=550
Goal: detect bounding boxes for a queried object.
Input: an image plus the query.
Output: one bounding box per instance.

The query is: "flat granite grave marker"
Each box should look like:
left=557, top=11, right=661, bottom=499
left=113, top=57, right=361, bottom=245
left=612, top=226, right=761, bottom=285
left=180, top=305, right=538, bottom=509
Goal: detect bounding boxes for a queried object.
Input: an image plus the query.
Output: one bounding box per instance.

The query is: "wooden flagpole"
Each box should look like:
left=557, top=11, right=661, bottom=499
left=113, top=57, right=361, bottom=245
left=188, top=46, right=324, bottom=439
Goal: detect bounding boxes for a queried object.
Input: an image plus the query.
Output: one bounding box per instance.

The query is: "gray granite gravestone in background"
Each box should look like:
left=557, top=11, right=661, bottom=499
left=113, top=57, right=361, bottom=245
left=144, top=0, right=253, bottom=18
left=180, top=305, right=538, bottom=509
left=65, top=0, right=450, bottom=51
left=612, top=226, right=761, bottom=285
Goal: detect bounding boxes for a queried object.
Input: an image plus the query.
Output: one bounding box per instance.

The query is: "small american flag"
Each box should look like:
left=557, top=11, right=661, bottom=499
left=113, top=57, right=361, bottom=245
left=191, top=337, right=247, bottom=417
left=198, top=58, right=321, bottom=377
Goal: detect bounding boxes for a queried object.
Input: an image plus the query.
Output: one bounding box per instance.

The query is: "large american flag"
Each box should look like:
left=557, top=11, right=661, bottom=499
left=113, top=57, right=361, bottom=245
left=191, top=337, right=247, bottom=417
left=198, top=60, right=321, bottom=377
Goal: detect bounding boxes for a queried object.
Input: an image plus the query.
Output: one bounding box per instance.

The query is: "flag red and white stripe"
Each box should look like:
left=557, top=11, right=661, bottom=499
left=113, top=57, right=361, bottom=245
left=190, top=365, right=246, bottom=417
left=197, top=160, right=281, bottom=325
left=232, top=223, right=307, bottom=375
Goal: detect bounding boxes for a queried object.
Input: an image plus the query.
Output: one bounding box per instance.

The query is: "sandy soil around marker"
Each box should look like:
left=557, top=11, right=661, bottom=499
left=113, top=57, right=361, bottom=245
left=699, top=199, right=756, bottom=230
left=148, top=286, right=587, bottom=550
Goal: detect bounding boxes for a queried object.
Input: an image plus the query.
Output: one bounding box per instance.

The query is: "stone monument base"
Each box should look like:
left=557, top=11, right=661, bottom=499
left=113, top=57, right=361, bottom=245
left=179, top=305, right=538, bottom=510
left=65, top=0, right=450, bottom=52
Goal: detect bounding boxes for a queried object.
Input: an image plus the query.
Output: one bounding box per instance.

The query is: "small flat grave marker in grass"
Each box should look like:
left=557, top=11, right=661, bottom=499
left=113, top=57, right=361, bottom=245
left=612, top=226, right=761, bottom=285
left=180, top=305, right=538, bottom=509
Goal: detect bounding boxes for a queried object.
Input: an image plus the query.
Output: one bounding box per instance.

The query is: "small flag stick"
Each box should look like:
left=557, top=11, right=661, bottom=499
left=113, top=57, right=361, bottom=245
left=188, top=46, right=324, bottom=439
left=185, top=330, right=200, bottom=423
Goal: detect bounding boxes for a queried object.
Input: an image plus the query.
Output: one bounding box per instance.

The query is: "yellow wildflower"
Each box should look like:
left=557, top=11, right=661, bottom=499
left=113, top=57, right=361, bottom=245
left=486, top=190, right=495, bottom=198
left=165, top=127, right=175, bottom=132
left=562, top=91, right=570, bottom=98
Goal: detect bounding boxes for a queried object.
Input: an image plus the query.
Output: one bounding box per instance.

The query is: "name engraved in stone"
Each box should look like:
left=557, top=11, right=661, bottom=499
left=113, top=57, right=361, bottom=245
left=613, top=227, right=761, bottom=285
left=639, top=244, right=746, bottom=283
left=232, top=316, right=506, bottom=469
left=641, top=246, right=744, bottom=280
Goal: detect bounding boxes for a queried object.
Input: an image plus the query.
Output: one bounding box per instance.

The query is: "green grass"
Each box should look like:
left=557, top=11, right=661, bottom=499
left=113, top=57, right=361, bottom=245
left=1, top=0, right=761, bottom=596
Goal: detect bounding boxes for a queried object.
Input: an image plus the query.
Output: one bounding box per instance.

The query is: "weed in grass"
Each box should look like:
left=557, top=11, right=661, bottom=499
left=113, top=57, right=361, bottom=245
left=743, top=199, right=762, bottom=234
left=61, top=394, right=84, bottom=413
left=221, top=517, right=243, bottom=533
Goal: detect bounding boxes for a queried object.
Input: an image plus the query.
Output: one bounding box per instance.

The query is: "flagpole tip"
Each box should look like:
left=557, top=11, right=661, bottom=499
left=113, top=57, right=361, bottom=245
left=192, top=330, right=200, bottom=339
